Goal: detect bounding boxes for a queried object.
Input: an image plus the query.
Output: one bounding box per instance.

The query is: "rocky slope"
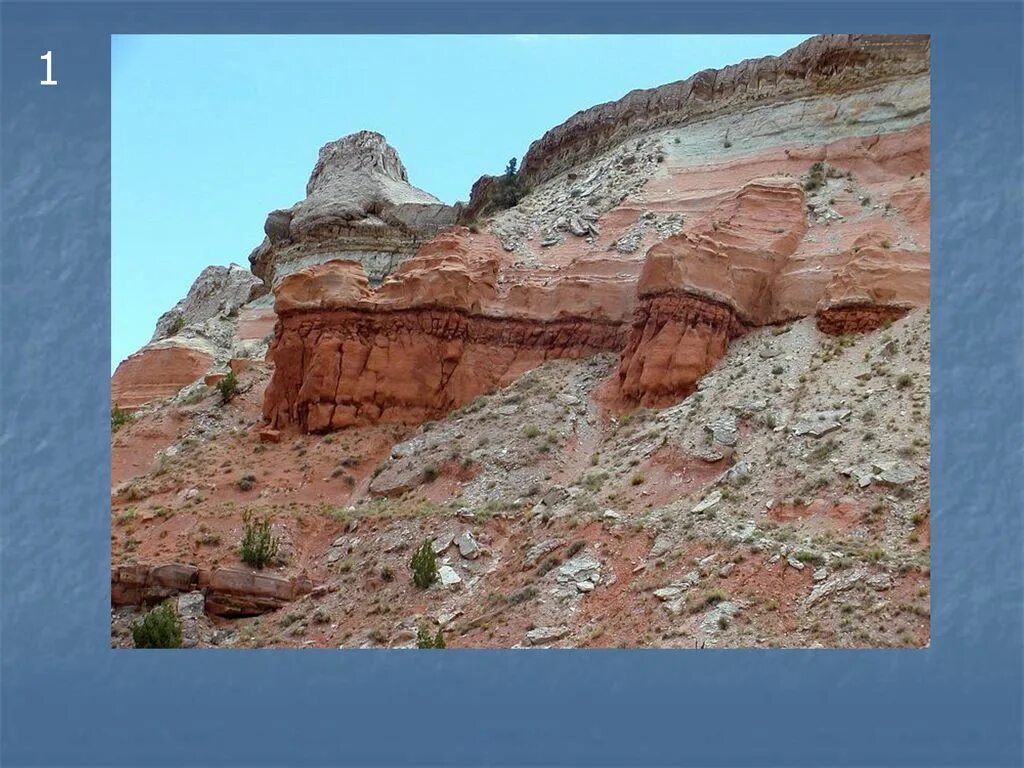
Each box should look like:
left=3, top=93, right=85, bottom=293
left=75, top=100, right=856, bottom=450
left=111, top=34, right=931, bottom=648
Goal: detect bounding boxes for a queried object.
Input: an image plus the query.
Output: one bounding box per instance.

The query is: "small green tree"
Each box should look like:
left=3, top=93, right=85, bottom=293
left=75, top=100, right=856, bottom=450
left=239, top=509, right=280, bottom=569
left=131, top=601, right=182, bottom=649
left=217, top=371, right=239, bottom=404
left=410, top=539, right=438, bottom=588
left=495, top=156, right=524, bottom=209
left=416, top=625, right=446, bottom=649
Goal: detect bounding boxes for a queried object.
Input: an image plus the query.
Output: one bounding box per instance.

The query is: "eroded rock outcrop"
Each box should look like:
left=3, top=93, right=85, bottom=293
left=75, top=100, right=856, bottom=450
left=152, top=264, right=266, bottom=341
left=112, top=265, right=272, bottom=409
left=513, top=34, right=930, bottom=189
left=249, top=131, right=460, bottom=287
left=114, top=35, right=930, bottom=424
left=112, top=343, right=216, bottom=409
left=111, top=562, right=313, bottom=617
left=263, top=230, right=634, bottom=431
left=259, top=35, right=931, bottom=428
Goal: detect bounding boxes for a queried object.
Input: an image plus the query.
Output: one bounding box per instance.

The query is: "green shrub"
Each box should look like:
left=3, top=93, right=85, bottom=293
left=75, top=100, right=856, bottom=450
left=416, top=625, right=446, bottom=649
left=493, top=157, right=525, bottom=209
left=239, top=510, right=279, bottom=569
left=111, top=406, right=134, bottom=432
left=131, top=601, right=182, bottom=648
left=410, top=539, right=438, bottom=588
left=422, top=465, right=439, bottom=483
left=236, top=473, right=256, bottom=491
left=168, top=315, right=186, bottom=335
left=217, top=371, right=239, bottom=404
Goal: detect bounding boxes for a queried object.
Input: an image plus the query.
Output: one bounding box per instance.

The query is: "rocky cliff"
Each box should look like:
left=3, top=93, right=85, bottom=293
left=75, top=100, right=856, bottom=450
left=112, top=34, right=932, bottom=650
left=262, top=34, right=929, bottom=430
left=112, top=265, right=269, bottom=409
left=249, top=131, right=460, bottom=288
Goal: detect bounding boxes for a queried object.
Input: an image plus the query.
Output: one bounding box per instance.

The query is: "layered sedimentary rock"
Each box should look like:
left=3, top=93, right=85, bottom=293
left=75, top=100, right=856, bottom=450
left=513, top=34, right=930, bottom=189
left=260, top=34, right=931, bottom=429
left=112, top=265, right=271, bottom=409
left=114, top=35, right=931, bottom=424
left=249, top=131, right=460, bottom=287
left=112, top=343, right=216, bottom=409
left=151, top=264, right=266, bottom=341
left=263, top=230, right=635, bottom=430
left=111, top=563, right=313, bottom=617
left=616, top=178, right=805, bottom=405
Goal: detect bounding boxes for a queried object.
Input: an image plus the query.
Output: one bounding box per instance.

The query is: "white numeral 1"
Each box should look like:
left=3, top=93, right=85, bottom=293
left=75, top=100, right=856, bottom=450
left=40, top=51, right=57, bottom=86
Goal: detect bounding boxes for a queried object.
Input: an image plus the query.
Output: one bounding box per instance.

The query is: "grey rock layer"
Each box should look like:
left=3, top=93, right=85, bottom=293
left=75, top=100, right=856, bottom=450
left=248, top=131, right=460, bottom=286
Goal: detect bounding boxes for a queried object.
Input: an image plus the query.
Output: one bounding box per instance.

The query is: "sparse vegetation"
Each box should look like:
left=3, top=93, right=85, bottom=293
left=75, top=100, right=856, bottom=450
left=236, top=473, right=256, bottom=491
left=493, top=156, right=526, bottom=210
left=417, top=625, right=446, bottom=648
left=566, top=539, right=586, bottom=557
left=410, top=539, right=438, bottom=588
left=131, top=601, right=182, bottom=649
left=239, top=510, right=280, bottom=569
left=111, top=406, right=134, bottom=432
left=217, top=371, right=239, bottom=404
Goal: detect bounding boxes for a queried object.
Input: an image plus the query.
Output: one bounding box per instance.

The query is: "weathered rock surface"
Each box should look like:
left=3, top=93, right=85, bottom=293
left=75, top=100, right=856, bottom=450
left=511, top=35, right=930, bottom=189
left=249, top=131, right=460, bottom=287
left=112, top=265, right=271, bottom=408
left=111, top=562, right=313, bottom=617
left=262, top=230, right=634, bottom=430
left=112, top=35, right=932, bottom=649
left=151, top=264, right=267, bottom=341
left=112, top=343, right=216, bottom=409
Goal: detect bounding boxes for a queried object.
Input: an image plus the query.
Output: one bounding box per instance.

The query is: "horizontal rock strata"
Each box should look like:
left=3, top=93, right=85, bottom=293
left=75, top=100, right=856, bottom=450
left=111, top=563, right=313, bottom=617
left=263, top=232, right=634, bottom=430
left=515, top=35, right=929, bottom=189
left=249, top=131, right=460, bottom=287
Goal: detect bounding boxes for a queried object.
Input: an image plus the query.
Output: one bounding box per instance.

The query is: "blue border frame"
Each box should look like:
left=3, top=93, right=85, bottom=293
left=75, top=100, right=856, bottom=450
left=2, top=2, right=1021, bottom=766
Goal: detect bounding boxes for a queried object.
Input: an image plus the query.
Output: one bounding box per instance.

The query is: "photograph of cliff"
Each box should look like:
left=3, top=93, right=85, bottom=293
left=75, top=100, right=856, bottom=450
left=111, top=34, right=930, bottom=648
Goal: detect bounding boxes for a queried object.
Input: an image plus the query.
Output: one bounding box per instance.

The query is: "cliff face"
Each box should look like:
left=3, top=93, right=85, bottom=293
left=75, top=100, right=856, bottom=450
left=113, top=34, right=929, bottom=422
left=111, top=265, right=269, bottom=409
left=111, top=34, right=933, bottom=650
left=514, top=34, right=930, bottom=190
left=262, top=231, right=634, bottom=430
left=262, top=34, right=930, bottom=430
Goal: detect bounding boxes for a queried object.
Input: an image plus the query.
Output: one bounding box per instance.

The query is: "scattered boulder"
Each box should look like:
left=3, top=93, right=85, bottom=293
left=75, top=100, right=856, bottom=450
left=540, top=486, right=570, bottom=507
left=556, top=553, right=601, bottom=592
left=692, top=491, right=722, bottom=514
left=526, top=626, right=569, bottom=645
left=705, top=415, right=738, bottom=446
left=456, top=530, right=481, bottom=560
left=438, top=565, right=462, bottom=588
left=792, top=410, right=851, bottom=437
left=872, top=459, right=920, bottom=485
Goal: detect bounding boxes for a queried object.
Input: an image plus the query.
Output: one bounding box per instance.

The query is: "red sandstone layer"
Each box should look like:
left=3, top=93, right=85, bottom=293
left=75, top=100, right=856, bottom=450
left=263, top=230, right=636, bottom=431
left=112, top=345, right=214, bottom=410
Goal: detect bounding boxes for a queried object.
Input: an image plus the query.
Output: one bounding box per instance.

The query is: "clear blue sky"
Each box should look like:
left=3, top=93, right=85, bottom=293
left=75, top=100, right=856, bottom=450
left=112, top=34, right=812, bottom=371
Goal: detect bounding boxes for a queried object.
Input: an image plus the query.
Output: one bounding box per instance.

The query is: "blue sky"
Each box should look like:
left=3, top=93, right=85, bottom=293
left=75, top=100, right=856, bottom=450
left=111, top=34, right=812, bottom=371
